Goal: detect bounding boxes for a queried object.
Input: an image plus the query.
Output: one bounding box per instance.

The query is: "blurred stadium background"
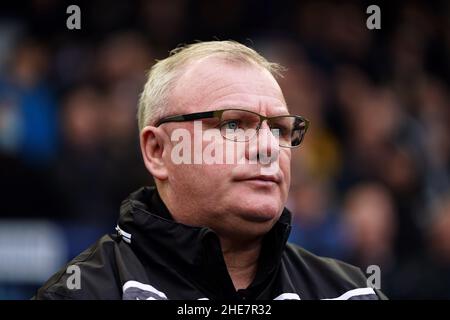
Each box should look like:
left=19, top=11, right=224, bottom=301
left=0, top=0, right=449, bottom=299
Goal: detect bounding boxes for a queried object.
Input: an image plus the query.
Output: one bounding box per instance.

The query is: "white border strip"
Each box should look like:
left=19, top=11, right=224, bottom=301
left=273, top=293, right=301, bottom=300
left=321, top=287, right=376, bottom=300
left=123, top=280, right=168, bottom=299
left=116, top=225, right=131, bottom=243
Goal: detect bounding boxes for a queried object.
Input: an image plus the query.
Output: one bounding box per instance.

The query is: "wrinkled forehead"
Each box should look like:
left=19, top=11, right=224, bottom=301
left=169, top=56, right=287, bottom=116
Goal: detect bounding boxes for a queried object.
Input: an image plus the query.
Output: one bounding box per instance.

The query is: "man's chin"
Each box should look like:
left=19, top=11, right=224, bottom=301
left=213, top=205, right=282, bottom=241
left=233, top=201, right=282, bottom=223
left=234, top=191, right=283, bottom=218
left=233, top=212, right=279, bottom=239
left=239, top=209, right=279, bottom=223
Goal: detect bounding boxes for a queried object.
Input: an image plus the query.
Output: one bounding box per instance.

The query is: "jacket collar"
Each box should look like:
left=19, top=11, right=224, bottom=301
left=117, top=186, right=292, bottom=297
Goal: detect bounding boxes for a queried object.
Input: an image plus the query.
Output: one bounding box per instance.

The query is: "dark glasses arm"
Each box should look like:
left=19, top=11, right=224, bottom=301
left=156, top=110, right=217, bottom=126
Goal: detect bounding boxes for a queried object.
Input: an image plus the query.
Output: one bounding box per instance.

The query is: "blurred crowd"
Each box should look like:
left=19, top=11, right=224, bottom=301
left=0, top=0, right=449, bottom=299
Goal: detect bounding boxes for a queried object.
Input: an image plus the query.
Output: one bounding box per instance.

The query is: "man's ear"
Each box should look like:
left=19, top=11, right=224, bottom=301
left=140, top=126, right=169, bottom=181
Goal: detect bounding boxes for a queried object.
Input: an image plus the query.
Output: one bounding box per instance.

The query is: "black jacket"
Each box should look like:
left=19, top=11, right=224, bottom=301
left=34, top=187, right=387, bottom=300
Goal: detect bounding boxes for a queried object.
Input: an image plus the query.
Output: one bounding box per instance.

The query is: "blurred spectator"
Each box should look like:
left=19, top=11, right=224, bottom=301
left=342, top=183, right=397, bottom=268
left=95, top=31, right=152, bottom=87
left=288, top=179, right=347, bottom=260
left=53, top=85, right=109, bottom=222
left=391, top=194, right=450, bottom=299
left=53, top=85, right=148, bottom=224
left=0, top=38, right=57, bottom=166
left=138, top=0, right=188, bottom=51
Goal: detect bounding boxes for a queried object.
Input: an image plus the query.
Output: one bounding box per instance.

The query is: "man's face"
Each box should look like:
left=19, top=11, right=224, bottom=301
left=159, top=57, right=291, bottom=239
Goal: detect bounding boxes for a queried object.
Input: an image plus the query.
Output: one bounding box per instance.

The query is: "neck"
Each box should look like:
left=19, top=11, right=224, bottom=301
left=220, top=236, right=263, bottom=290
left=157, top=185, right=264, bottom=290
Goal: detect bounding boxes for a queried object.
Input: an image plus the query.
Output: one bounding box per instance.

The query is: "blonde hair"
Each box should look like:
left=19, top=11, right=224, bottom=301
left=137, top=40, right=284, bottom=131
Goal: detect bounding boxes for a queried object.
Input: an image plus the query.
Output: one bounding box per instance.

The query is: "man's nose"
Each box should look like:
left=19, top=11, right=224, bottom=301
left=245, top=121, right=280, bottom=164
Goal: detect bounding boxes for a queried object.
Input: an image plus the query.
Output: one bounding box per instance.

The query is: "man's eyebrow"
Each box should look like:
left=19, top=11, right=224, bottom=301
left=269, top=110, right=291, bottom=117
left=211, top=104, right=290, bottom=115
left=265, top=108, right=291, bottom=117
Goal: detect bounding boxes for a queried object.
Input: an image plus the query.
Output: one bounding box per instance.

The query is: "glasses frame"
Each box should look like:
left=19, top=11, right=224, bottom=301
left=155, top=108, right=310, bottom=148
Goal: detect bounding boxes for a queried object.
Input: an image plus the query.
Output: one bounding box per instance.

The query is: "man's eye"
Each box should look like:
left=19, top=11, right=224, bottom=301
left=224, top=120, right=239, bottom=130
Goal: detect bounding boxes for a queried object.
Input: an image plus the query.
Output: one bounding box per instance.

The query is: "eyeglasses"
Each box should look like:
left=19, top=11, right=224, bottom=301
left=155, top=108, right=310, bottom=148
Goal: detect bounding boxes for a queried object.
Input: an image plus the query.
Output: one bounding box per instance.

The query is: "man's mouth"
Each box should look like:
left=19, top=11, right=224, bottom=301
left=236, top=174, right=281, bottom=185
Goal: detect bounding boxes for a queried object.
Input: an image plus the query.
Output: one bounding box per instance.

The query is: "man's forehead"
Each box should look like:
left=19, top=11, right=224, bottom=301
left=169, top=56, right=287, bottom=115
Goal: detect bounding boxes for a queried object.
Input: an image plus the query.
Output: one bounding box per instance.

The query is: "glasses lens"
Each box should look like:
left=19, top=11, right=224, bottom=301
left=291, top=117, right=308, bottom=147
left=269, top=116, right=307, bottom=147
left=220, top=109, right=260, bottom=142
left=219, top=110, right=308, bottom=147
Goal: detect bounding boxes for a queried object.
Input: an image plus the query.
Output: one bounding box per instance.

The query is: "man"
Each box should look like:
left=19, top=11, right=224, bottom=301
left=35, top=41, right=386, bottom=300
